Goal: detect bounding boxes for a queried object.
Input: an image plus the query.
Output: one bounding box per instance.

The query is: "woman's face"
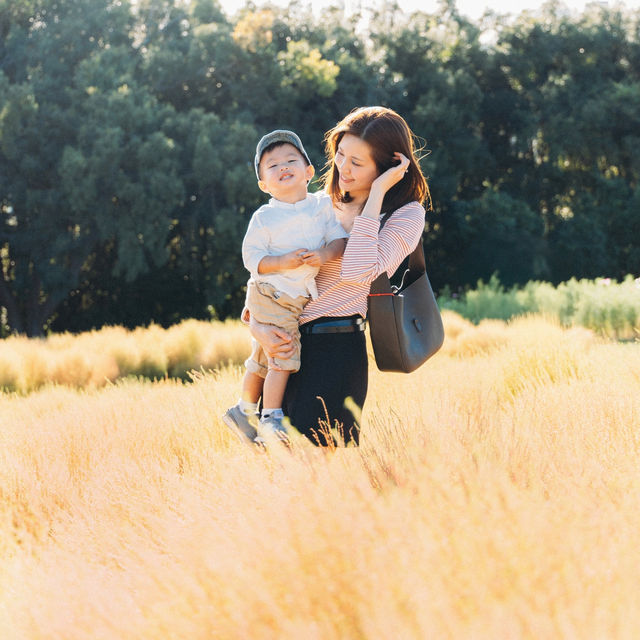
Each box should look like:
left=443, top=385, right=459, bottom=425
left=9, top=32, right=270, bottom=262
left=334, top=134, right=379, bottom=200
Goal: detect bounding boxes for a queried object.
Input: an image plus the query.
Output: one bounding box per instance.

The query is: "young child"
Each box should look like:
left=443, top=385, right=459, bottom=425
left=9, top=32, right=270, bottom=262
left=223, top=130, right=348, bottom=444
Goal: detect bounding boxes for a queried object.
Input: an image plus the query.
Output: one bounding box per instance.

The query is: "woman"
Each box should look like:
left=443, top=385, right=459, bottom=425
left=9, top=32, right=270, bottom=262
left=251, top=105, right=430, bottom=446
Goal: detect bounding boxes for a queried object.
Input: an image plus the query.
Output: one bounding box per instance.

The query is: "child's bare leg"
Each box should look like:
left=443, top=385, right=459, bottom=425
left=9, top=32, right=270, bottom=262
left=232, top=370, right=263, bottom=418
left=262, top=369, right=290, bottom=411
left=258, top=369, right=291, bottom=443
left=242, top=370, right=264, bottom=405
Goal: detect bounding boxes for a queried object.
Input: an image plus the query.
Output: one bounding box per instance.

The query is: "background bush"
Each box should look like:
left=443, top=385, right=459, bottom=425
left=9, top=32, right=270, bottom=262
left=439, top=274, right=640, bottom=339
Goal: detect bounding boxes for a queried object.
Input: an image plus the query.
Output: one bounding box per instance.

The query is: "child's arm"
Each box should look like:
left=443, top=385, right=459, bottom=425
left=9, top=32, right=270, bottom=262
left=300, top=237, right=346, bottom=268
left=257, top=249, right=308, bottom=274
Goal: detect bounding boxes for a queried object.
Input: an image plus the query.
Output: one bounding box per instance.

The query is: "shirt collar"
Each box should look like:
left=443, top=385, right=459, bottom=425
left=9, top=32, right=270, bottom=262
left=269, top=193, right=313, bottom=210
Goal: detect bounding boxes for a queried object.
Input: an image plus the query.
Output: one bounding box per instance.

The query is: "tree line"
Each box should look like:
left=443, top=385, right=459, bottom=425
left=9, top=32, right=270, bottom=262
left=1, top=0, right=639, bottom=336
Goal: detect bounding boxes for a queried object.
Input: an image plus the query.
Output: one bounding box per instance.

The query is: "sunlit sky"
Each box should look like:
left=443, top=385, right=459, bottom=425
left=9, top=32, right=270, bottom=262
left=219, top=0, right=640, bottom=19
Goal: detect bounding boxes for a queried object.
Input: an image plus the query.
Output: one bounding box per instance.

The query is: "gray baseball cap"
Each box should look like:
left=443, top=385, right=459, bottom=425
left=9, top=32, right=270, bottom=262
left=254, top=129, right=312, bottom=179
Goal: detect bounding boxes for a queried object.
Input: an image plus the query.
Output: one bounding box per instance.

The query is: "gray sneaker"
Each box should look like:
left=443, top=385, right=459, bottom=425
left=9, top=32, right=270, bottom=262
left=255, top=414, right=289, bottom=446
left=222, top=404, right=258, bottom=444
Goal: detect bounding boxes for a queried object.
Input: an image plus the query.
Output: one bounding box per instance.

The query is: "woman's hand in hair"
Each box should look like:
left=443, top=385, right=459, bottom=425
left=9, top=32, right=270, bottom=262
left=372, top=152, right=410, bottom=194
left=360, top=152, right=411, bottom=221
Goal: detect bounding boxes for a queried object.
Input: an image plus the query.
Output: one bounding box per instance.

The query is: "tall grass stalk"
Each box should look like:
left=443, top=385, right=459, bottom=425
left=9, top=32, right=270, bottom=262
left=2, top=315, right=639, bottom=638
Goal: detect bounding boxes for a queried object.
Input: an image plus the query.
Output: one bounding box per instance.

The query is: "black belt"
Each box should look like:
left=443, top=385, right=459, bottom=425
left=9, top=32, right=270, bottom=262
left=300, top=316, right=365, bottom=335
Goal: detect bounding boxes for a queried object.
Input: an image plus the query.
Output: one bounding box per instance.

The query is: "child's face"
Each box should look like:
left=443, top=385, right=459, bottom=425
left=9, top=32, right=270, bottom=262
left=258, top=143, right=314, bottom=202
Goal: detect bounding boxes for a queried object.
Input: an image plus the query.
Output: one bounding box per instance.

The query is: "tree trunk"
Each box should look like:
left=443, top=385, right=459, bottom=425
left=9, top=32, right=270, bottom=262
left=0, top=277, right=25, bottom=335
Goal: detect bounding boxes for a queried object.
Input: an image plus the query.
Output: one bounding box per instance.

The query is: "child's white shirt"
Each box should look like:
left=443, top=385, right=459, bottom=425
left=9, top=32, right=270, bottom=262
left=242, top=192, right=348, bottom=300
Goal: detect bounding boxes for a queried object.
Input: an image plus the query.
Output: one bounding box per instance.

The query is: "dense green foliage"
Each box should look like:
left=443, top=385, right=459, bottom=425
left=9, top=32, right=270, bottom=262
left=1, top=0, right=639, bottom=335
left=439, top=273, right=640, bottom=339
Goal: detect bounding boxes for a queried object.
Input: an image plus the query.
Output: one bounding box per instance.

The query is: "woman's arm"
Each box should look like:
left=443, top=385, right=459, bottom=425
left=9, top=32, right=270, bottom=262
left=341, top=202, right=425, bottom=285
left=340, top=150, right=423, bottom=284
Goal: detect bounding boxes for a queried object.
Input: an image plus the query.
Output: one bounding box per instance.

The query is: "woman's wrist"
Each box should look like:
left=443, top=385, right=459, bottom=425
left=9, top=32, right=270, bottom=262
left=360, top=186, right=385, bottom=220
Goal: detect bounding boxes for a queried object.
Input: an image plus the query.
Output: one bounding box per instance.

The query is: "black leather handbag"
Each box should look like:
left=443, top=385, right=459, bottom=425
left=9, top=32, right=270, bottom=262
left=367, top=215, right=444, bottom=373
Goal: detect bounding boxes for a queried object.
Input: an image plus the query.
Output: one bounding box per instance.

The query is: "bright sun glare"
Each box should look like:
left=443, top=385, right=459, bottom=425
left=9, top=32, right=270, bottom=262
left=219, top=0, right=640, bottom=19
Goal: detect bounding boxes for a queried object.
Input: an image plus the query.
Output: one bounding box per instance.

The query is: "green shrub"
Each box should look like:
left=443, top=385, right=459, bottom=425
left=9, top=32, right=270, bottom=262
left=439, top=275, right=640, bottom=339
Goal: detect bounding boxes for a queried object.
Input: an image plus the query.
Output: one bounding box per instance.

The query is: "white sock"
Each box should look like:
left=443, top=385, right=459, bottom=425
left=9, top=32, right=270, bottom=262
left=261, top=408, right=284, bottom=420
left=238, top=399, right=258, bottom=415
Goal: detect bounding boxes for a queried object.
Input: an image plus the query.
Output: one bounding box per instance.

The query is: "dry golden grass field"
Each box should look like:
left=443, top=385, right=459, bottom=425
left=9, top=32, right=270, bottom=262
left=1, top=312, right=639, bottom=639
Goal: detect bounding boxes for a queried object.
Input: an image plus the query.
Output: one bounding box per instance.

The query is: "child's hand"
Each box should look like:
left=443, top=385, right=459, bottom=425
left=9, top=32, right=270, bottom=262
left=300, top=248, right=326, bottom=267
left=300, top=238, right=345, bottom=266
left=277, top=248, right=308, bottom=270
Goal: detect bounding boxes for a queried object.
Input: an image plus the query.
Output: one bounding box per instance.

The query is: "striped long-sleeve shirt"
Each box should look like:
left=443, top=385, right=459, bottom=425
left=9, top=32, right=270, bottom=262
left=299, top=201, right=426, bottom=324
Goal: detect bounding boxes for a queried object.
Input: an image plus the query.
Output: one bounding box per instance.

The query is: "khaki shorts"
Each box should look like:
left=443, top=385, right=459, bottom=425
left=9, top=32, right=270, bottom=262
left=245, top=280, right=309, bottom=378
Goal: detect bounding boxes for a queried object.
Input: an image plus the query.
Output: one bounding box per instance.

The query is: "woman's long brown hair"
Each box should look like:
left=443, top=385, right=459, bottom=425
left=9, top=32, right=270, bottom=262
left=322, top=106, right=431, bottom=214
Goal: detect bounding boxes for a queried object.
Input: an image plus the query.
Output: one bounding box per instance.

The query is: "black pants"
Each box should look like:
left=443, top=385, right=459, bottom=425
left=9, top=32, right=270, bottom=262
left=283, top=327, right=368, bottom=446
